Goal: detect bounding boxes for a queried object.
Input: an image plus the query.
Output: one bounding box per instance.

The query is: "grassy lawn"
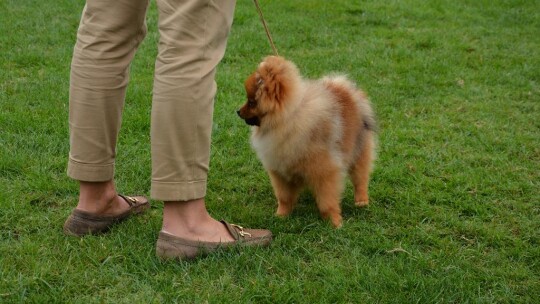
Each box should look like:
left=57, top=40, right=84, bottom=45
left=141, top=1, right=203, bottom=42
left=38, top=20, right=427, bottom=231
left=1, top=0, right=539, bottom=302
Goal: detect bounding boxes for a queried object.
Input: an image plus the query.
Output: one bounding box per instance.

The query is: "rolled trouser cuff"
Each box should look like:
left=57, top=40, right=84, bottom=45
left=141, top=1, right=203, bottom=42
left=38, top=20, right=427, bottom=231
left=67, top=158, right=114, bottom=182
left=151, top=180, right=207, bottom=202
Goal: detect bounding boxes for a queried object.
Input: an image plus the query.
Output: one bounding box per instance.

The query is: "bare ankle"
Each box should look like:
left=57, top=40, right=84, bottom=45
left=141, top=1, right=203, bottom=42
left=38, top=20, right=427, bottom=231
left=161, top=199, right=234, bottom=242
left=76, top=180, right=118, bottom=213
left=162, top=199, right=211, bottom=230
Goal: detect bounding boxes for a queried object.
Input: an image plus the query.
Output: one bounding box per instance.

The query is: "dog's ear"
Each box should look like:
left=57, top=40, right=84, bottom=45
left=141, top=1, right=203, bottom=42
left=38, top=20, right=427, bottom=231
left=244, top=72, right=259, bottom=97
left=244, top=72, right=266, bottom=101
left=256, top=74, right=264, bottom=87
left=257, top=57, right=292, bottom=104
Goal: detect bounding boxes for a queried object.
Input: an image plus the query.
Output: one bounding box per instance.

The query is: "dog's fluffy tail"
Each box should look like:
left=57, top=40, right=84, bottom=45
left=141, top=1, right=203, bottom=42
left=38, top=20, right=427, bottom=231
left=322, top=75, right=377, bottom=132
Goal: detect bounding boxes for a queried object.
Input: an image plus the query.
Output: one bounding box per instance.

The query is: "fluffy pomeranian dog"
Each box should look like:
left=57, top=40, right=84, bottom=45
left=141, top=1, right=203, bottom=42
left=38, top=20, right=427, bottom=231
left=237, top=56, right=376, bottom=228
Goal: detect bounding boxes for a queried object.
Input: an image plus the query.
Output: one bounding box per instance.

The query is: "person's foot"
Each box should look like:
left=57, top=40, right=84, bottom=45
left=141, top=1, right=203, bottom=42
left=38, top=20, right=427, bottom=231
left=63, top=180, right=150, bottom=236
left=76, top=194, right=135, bottom=216
left=161, top=216, right=235, bottom=243
left=156, top=220, right=272, bottom=260
left=157, top=198, right=272, bottom=260
left=64, top=194, right=150, bottom=236
left=161, top=198, right=235, bottom=243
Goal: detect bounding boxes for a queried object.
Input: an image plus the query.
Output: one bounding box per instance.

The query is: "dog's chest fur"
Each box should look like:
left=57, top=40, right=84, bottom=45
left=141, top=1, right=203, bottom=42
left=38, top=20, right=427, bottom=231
left=250, top=83, right=346, bottom=179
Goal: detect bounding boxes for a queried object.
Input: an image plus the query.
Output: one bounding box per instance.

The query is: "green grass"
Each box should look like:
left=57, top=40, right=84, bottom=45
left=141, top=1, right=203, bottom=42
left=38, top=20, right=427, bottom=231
left=1, top=0, right=539, bottom=302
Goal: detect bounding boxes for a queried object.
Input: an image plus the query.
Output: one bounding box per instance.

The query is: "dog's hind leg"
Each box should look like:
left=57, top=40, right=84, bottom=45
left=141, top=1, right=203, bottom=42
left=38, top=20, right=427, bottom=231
left=349, top=132, right=375, bottom=207
left=269, top=171, right=302, bottom=217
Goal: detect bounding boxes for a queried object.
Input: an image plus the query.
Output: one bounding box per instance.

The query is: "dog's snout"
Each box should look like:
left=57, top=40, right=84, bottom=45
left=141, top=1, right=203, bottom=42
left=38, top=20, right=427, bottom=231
left=236, top=109, right=241, bottom=117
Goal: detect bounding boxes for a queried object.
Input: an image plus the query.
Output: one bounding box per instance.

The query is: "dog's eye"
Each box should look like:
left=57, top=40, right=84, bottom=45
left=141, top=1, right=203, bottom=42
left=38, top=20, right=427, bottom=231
left=248, top=100, right=256, bottom=108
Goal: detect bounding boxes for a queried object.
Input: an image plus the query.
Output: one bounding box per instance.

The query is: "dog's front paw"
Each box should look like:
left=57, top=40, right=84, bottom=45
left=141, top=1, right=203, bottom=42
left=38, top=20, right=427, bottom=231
left=330, top=213, right=343, bottom=228
left=355, top=200, right=369, bottom=208
left=276, top=199, right=296, bottom=217
left=276, top=205, right=292, bottom=217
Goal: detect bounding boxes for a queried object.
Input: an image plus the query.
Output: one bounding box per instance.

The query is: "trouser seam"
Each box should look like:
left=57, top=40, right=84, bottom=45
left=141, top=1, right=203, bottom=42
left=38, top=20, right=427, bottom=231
left=68, top=158, right=114, bottom=167
left=152, top=180, right=206, bottom=184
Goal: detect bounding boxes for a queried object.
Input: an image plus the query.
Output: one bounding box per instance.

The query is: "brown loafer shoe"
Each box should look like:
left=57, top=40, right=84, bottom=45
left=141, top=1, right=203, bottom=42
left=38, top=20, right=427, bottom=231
left=156, top=220, right=272, bottom=260
left=63, top=195, right=150, bottom=237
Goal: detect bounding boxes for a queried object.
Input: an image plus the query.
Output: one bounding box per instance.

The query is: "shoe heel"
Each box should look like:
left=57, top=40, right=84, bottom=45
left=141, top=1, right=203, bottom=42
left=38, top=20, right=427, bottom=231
left=63, top=215, right=88, bottom=236
left=156, top=236, right=199, bottom=260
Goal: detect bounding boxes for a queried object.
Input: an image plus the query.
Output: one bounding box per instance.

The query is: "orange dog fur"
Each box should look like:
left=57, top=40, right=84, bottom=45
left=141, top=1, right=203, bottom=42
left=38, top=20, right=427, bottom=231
left=237, top=56, right=376, bottom=228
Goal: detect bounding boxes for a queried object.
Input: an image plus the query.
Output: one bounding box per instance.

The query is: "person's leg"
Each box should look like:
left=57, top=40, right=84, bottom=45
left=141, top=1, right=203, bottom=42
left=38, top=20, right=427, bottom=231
left=151, top=0, right=238, bottom=242
left=68, top=0, right=149, bottom=215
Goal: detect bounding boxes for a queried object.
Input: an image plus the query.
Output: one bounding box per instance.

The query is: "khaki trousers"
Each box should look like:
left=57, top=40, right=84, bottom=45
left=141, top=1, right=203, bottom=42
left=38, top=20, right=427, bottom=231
left=67, top=0, right=236, bottom=201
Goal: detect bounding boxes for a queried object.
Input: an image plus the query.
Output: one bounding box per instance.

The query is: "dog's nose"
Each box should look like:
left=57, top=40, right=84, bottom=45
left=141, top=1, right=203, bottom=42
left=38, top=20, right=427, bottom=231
left=236, top=110, right=241, bottom=116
